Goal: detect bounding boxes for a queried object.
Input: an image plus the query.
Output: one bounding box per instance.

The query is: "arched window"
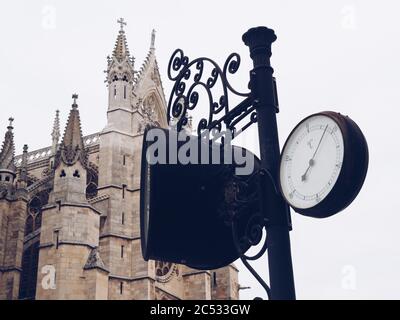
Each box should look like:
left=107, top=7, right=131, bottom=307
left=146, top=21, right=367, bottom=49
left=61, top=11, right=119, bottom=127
left=20, top=188, right=50, bottom=300
left=143, top=93, right=164, bottom=126
left=86, top=167, right=98, bottom=200
left=19, top=241, right=40, bottom=300
left=26, top=190, right=50, bottom=236
left=25, top=215, right=33, bottom=235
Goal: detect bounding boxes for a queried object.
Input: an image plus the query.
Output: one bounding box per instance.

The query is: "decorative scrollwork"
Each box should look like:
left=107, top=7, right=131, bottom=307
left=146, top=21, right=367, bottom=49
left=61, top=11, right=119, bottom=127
left=167, top=49, right=254, bottom=138
left=167, top=48, right=275, bottom=299
left=222, top=168, right=272, bottom=300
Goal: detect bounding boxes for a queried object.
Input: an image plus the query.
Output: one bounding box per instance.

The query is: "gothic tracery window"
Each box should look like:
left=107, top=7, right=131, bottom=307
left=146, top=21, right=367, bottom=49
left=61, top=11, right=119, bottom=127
left=86, top=167, right=98, bottom=200
left=25, top=189, right=50, bottom=236
left=19, top=241, right=39, bottom=300
left=155, top=261, right=178, bottom=283
left=143, top=94, right=161, bottom=124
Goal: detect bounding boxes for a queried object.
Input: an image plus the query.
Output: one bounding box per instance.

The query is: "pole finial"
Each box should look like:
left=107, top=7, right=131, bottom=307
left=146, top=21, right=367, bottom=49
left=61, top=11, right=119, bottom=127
left=117, top=18, right=127, bottom=31
left=242, top=26, right=276, bottom=68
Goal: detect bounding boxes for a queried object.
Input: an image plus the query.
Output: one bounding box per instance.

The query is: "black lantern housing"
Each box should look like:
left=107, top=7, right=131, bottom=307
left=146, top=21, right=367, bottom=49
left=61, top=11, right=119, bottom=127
left=140, top=126, right=261, bottom=270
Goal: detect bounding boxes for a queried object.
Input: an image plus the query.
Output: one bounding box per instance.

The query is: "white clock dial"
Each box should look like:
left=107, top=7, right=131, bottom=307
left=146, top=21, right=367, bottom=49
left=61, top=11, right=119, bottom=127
left=280, top=114, right=344, bottom=209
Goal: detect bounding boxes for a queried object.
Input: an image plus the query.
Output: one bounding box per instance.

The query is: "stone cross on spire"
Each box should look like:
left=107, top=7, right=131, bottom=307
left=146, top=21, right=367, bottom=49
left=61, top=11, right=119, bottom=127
left=8, top=117, right=14, bottom=129
left=72, top=94, right=78, bottom=108
left=117, top=18, right=127, bottom=31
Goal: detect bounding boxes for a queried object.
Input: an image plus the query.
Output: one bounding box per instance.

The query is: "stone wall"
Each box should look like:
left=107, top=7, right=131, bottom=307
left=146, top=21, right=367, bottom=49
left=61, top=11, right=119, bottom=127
left=36, top=203, right=101, bottom=299
left=0, top=197, right=27, bottom=300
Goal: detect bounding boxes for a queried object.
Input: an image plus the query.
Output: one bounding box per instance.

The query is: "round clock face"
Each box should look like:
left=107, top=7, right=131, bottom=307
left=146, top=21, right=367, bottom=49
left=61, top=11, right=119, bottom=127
left=280, top=114, right=344, bottom=209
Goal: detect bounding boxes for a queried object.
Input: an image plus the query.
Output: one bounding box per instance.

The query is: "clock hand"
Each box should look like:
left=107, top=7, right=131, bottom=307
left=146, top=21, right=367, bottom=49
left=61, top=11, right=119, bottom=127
left=301, top=159, right=314, bottom=181
left=311, top=124, right=329, bottom=160
left=301, top=124, right=329, bottom=182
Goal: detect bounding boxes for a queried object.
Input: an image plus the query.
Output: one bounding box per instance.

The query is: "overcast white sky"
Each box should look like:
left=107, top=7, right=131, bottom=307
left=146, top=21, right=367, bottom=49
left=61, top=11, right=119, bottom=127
left=1, top=0, right=399, bottom=300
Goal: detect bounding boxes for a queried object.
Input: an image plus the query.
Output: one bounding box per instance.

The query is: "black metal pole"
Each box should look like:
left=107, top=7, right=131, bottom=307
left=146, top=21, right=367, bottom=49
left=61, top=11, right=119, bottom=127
left=243, top=26, right=296, bottom=300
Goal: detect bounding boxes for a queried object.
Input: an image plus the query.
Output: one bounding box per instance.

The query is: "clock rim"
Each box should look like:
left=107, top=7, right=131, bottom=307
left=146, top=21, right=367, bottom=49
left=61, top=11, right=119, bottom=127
left=278, top=111, right=369, bottom=218
left=140, top=127, right=153, bottom=261
left=279, top=112, right=345, bottom=209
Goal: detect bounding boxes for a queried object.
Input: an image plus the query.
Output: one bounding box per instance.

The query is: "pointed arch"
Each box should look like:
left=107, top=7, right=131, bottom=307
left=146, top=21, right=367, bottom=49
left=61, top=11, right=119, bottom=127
left=25, top=189, right=50, bottom=236
left=86, top=165, right=98, bottom=199
left=19, top=187, right=51, bottom=300
left=142, top=89, right=168, bottom=128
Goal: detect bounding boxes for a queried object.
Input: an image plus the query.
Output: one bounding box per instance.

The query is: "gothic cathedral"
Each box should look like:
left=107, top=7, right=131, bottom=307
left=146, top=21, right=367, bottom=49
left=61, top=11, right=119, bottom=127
left=0, top=20, right=239, bottom=300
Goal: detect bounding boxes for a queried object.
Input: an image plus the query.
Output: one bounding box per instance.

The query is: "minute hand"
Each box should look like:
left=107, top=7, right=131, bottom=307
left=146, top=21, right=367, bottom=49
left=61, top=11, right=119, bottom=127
left=301, top=124, right=329, bottom=181
left=311, top=124, right=329, bottom=160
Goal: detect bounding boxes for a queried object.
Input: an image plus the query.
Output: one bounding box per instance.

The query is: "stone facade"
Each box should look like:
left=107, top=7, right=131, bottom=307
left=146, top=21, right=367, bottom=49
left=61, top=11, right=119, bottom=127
left=0, top=20, right=239, bottom=300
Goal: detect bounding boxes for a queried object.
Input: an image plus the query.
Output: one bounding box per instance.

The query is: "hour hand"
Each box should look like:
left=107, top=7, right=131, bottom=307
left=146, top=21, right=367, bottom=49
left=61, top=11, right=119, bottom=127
left=301, top=159, right=314, bottom=182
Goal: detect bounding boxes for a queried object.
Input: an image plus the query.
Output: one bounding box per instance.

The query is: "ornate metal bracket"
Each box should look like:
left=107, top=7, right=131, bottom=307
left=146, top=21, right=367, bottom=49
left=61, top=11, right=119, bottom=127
left=225, top=169, right=273, bottom=300
left=167, top=49, right=256, bottom=138
left=167, top=49, right=280, bottom=299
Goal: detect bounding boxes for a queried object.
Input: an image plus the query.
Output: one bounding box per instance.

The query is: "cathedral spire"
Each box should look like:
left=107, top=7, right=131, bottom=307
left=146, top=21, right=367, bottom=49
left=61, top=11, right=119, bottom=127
left=0, top=117, right=16, bottom=174
left=51, top=109, right=60, bottom=154
left=132, top=29, right=166, bottom=119
left=112, top=18, right=131, bottom=62
left=106, top=19, right=135, bottom=116
left=56, top=94, right=87, bottom=167
left=106, top=18, right=135, bottom=85
left=18, top=144, right=28, bottom=184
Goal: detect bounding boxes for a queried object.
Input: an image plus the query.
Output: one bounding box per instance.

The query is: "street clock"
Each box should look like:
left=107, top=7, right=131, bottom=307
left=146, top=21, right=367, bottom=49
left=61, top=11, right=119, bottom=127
left=279, top=111, right=368, bottom=218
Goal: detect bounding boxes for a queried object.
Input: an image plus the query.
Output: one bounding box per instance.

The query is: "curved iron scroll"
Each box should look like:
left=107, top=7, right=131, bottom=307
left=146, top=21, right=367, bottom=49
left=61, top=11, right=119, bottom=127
left=167, top=49, right=255, bottom=138
left=223, top=169, right=272, bottom=300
